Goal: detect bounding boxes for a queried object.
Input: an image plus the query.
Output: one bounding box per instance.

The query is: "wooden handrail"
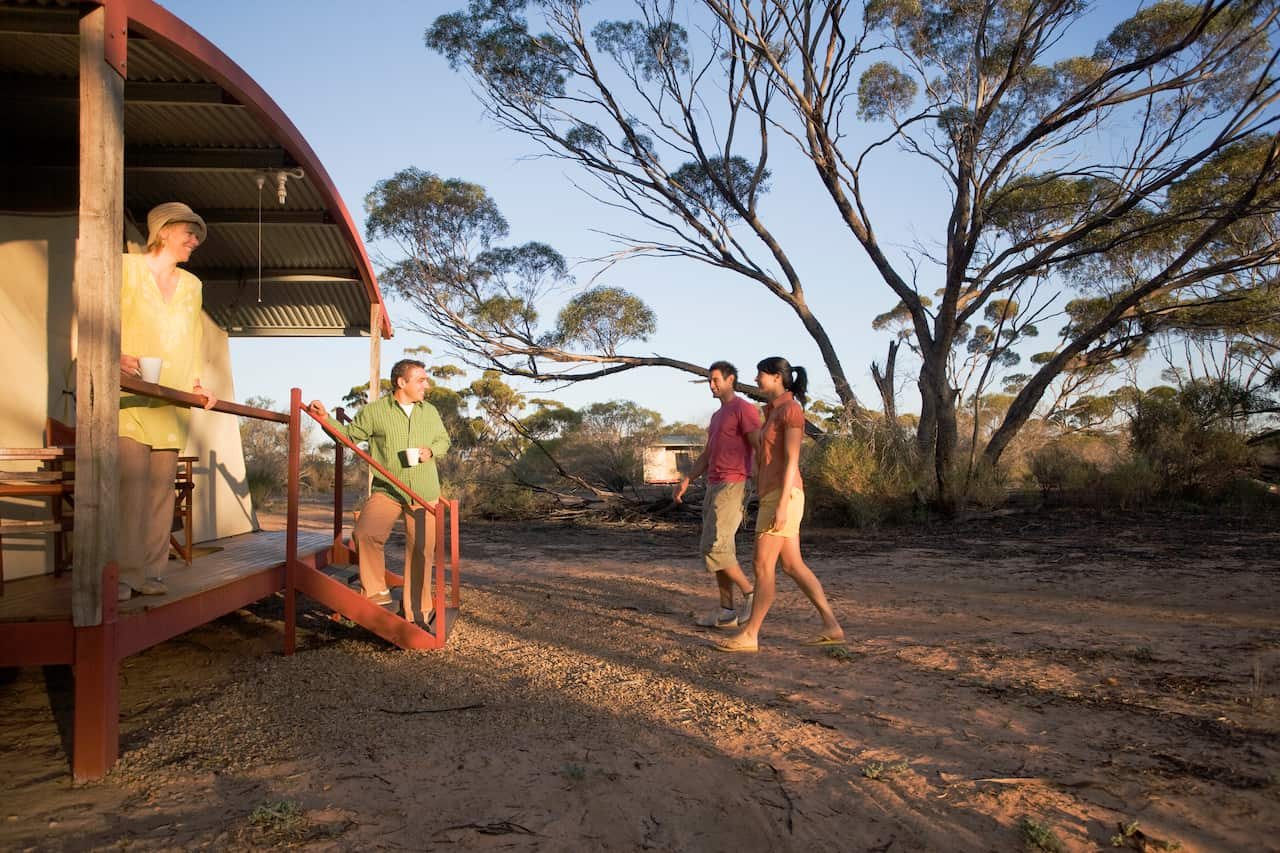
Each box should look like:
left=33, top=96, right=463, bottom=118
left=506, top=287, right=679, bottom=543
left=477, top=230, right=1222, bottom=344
left=299, top=402, right=440, bottom=515
left=121, top=374, right=288, bottom=423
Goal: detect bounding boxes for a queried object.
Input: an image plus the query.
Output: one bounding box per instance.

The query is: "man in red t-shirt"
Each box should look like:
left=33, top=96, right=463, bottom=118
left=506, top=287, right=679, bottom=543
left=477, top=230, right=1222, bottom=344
left=675, top=361, right=762, bottom=628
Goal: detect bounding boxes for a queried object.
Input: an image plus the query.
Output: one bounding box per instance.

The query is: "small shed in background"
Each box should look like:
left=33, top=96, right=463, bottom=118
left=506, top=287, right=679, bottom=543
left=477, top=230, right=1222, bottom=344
left=643, top=434, right=704, bottom=484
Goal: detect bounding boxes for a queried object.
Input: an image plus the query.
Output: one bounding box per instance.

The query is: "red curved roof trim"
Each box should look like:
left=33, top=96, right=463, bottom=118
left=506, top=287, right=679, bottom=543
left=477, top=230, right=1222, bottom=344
left=110, top=0, right=393, bottom=339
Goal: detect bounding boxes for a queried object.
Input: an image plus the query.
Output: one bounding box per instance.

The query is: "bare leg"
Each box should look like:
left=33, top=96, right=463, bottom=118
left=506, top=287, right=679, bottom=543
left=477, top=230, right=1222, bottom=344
left=777, top=536, right=843, bottom=637
left=730, top=533, right=785, bottom=644
left=715, top=563, right=754, bottom=608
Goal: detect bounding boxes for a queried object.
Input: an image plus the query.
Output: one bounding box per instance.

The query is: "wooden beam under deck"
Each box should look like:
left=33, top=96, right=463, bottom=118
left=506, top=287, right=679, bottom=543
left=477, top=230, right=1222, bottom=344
left=0, top=529, right=333, bottom=665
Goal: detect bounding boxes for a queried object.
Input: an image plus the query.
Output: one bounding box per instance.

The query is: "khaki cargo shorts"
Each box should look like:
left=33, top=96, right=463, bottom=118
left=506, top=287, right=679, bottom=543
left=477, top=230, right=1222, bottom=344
left=699, top=480, right=747, bottom=572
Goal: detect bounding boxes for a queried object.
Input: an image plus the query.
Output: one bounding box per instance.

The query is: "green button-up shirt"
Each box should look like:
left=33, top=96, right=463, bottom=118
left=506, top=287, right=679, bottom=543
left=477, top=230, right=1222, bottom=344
left=326, top=395, right=451, bottom=505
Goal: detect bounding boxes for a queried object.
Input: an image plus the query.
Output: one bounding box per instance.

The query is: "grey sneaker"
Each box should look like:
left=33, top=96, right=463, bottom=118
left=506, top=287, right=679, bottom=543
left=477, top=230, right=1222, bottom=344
left=695, top=607, right=739, bottom=629
left=134, top=578, right=168, bottom=596
left=364, top=589, right=393, bottom=606
left=736, top=591, right=755, bottom=626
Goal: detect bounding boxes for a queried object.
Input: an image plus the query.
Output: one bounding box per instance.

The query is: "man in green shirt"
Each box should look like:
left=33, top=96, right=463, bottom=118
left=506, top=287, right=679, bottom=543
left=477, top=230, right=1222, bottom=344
left=308, top=359, right=450, bottom=622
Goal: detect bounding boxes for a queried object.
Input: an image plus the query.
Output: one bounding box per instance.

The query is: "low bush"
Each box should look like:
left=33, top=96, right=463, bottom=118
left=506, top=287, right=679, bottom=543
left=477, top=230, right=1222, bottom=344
left=803, top=422, right=923, bottom=527
left=1130, top=386, right=1255, bottom=500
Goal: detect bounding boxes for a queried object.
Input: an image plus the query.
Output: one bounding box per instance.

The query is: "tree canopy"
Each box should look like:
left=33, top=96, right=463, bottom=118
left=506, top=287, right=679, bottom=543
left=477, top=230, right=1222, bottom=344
left=417, top=0, right=1280, bottom=507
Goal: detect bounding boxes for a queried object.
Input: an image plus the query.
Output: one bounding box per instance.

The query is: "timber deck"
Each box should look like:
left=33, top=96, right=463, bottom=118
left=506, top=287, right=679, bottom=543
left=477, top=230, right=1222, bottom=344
left=0, top=529, right=333, bottom=623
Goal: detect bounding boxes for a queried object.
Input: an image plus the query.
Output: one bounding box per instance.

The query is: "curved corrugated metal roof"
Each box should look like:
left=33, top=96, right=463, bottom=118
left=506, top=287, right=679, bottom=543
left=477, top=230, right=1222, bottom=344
left=0, top=0, right=393, bottom=339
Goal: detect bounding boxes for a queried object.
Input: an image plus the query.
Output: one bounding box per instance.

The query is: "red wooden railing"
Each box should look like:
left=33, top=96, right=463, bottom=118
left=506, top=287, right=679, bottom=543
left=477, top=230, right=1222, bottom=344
left=288, top=389, right=460, bottom=647
left=117, top=377, right=460, bottom=651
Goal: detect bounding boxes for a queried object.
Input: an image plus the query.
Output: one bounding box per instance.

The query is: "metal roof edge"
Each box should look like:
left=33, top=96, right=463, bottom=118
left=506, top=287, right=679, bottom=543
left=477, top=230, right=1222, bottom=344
left=111, top=0, right=393, bottom=339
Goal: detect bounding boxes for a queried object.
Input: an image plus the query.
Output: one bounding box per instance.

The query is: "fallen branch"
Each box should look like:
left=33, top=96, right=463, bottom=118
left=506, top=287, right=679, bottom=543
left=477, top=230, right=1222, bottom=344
left=766, top=763, right=795, bottom=833
left=434, top=820, right=537, bottom=837
left=377, top=703, right=485, bottom=715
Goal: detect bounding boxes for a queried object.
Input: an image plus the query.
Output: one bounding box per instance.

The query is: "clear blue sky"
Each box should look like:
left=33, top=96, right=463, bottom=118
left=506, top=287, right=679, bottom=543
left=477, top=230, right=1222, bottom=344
left=157, top=0, right=1122, bottom=426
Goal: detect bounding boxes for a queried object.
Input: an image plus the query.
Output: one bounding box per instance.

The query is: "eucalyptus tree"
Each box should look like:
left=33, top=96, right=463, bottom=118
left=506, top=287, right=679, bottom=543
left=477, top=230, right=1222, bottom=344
left=426, top=0, right=1280, bottom=507
left=365, top=167, right=704, bottom=384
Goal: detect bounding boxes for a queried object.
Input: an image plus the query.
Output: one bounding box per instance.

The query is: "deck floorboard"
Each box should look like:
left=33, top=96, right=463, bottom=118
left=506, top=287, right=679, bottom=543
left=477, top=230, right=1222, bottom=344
left=0, top=529, right=333, bottom=623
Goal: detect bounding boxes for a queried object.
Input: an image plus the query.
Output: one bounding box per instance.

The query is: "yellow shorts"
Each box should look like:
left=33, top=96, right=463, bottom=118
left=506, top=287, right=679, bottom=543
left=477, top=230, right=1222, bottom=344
left=756, top=487, right=803, bottom=538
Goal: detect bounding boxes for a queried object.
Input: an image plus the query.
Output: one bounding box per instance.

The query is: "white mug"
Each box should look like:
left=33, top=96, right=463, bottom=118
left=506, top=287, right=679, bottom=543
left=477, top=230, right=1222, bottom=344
left=405, top=447, right=420, bottom=466
left=138, top=357, right=163, bottom=384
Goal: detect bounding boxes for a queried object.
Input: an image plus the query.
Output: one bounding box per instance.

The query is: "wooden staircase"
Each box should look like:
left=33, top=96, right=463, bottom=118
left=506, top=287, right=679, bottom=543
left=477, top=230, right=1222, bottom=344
left=287, top=502, right=461, bottom=652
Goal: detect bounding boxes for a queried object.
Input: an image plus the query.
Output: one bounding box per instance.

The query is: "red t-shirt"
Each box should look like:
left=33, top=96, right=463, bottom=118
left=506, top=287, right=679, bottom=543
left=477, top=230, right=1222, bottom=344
left=757, top=392, right=805, bottom=496
left=706, top=396, right=761, bottom=483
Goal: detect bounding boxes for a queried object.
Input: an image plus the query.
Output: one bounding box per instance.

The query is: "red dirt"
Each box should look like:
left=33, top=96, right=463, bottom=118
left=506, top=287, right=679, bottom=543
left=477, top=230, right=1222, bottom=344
left=1, top=505, right=1277, bottom=851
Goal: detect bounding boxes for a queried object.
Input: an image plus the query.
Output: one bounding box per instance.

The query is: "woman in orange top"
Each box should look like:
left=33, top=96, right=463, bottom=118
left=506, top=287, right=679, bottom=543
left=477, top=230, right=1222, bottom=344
left=717, top=356, right=843, bottom=652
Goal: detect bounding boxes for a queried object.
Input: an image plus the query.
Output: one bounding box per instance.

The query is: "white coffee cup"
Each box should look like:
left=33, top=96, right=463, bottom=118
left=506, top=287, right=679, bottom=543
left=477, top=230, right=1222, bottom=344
left=138, top=357, right=163, bottom=384
left=405, top=447, right=420, bottom=467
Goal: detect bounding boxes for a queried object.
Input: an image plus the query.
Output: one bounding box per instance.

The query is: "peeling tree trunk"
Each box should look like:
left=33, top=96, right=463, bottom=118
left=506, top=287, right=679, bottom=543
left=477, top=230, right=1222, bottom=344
left=918, top=346, right=960, bottom=513
left=871, top=340, right=899, bottom=424
left=916, top=370, right=936, bottom=459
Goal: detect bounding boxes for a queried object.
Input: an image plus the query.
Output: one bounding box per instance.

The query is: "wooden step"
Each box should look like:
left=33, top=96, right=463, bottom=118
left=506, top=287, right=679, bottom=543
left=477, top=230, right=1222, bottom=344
left=0, top=483, right=74, bottom=497
left=0, top=471, right=68, bottom=483
left=0, top=519, right=71, bottom=534
left=296, top=564, right=454, bottom=650
left=0, top=449, right=73, bottom=462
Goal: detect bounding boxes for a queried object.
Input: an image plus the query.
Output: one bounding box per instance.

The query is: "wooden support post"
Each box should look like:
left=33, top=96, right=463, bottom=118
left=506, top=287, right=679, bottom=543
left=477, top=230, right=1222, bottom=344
left=367, top=303, right=381, bottom=496
left=332, top=437, right=344, bottom=543
left=284, top=388, right=301, bottom=656
left=450, top=499, right=460, bottom=607
left=435, top=502, right=446, bottom=629
left=72, top=3, right=125, bottom=628
left=73, top=562, right=119, bottom=782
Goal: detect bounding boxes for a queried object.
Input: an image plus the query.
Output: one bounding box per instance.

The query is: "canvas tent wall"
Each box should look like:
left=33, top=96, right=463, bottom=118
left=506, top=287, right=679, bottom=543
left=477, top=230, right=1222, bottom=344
left=0, top=213, right=255, bottom=579
left=0, top=0, right=391, bottom=582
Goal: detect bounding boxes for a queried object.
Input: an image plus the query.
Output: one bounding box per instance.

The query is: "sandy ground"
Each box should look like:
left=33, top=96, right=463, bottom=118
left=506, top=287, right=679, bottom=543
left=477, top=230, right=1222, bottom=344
left=1, top=504, right=1278, bottom=852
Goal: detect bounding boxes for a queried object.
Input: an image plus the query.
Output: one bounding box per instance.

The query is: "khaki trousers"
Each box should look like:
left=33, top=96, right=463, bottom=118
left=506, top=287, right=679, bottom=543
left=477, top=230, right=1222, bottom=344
left=354, top=491, right=437, bottom=618
left=118, top=436, right=178, bottom=589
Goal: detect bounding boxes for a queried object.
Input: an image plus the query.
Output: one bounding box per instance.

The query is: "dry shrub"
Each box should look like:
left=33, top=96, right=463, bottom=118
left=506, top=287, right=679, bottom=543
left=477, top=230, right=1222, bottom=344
left=962, top=460, right=1010, bottom=510
left=1028, top=442, right=1102, bottom=497
left=1096, top=455, right=1161, bottom=509
left=803, top=422, right=923, bottom=527
left=1130, top=386, right=1255, bottom=500
left=445, top=475, right=547, bottom=519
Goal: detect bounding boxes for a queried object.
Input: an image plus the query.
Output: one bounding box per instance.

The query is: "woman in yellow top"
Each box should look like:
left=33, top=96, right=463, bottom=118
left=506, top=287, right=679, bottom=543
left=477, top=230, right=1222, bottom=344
left=116, top=202, right=217, bottom=600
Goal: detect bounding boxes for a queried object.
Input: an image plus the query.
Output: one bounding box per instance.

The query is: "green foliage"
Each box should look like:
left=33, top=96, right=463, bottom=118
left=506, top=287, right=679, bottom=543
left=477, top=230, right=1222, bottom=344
left=1029, top=442, right=1102, bottom=497
left=342, top=379, right=393, bottom=409
left=1096, top=456, right=1161, bottom=510
left=450, top=476, right=545, bottom=520
left=366, top=167, right=507, bottom=253
left=861, top=759, right=910, bottom=780
left=1028, top=439, right=1159, bottom=510
left=593, top=18, right=690, bottom=80
left=427, top=4, right=572, bottom=101
left=1130, top=381, right=1256, bottom=499
left=803, top=424, right=923, bottom=528
left=1018, top=816, right=1065, bottom=853
left=240, top=395, right=288, bottom=504
left=248, top=800, right=304, bottom=829
left=421, top=0, right=1280, bottom=514
left=555, top=287, right=657, bottom=355
left=244, top=799, right=309, bottom=844
left=857, top=61, right=918, bottom=121
left=961, top=459, right=1009, bottom=510
left=669, top=156, right=771, bottom=222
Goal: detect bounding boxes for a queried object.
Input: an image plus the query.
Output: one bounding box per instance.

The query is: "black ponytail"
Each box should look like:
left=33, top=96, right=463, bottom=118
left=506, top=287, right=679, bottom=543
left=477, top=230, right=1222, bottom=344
left=756, top=356, right=808, bottom=406
left=790, top=365, right=808, bottom=407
